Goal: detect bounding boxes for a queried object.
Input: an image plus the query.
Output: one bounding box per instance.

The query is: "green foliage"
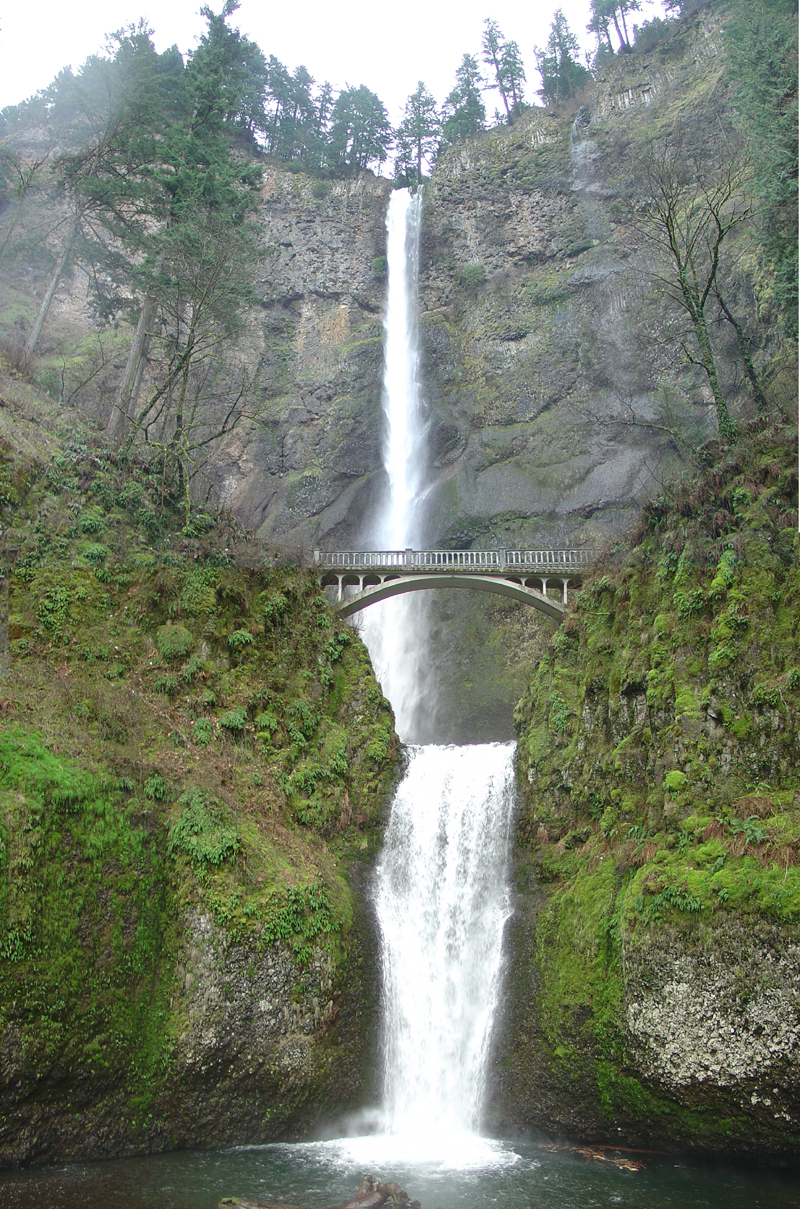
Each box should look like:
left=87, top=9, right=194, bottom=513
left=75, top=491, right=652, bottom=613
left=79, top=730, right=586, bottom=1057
left=664, top=770, right=688, bottom=792
left=549, top=691, right=570, bottom=733
left=723, top=0, right=799, bottom=334
left=219, top=705, right=247, bottom=732
left=394, top=81, right=441, bottom=185
left=261, top=880, right=341, bottom=962
left=227, top=628, right=254, bottom=650
left=535, top=10, right=592, bottom=106
left=459, top=262, right=487, bottom=287
left=482, top=18, right=526, bottom=119
left=730, top=815, right=766, bottom=845
left=144, top=774, right=170, bottom=801
left=634, top=880, right=703, bottom=924
left=167, top=789, right=240, bottom=869
left=155, top=623, right=194, bottom=661
left=441, top=54, right=486, bottom=148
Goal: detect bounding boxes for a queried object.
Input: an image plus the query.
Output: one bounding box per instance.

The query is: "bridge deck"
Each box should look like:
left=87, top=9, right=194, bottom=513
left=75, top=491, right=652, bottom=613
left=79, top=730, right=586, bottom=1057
left=314, top=548, right=594, bottom=573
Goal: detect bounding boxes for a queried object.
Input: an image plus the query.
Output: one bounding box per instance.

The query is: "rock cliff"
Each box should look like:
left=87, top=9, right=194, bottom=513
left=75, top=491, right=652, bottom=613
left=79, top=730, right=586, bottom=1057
left=495, top=417, right=799, bottom=1163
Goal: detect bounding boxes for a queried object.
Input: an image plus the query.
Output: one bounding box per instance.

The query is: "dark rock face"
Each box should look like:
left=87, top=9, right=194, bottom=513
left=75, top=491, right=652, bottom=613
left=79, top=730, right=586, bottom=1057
left=209, top=171, right=392, bottom=556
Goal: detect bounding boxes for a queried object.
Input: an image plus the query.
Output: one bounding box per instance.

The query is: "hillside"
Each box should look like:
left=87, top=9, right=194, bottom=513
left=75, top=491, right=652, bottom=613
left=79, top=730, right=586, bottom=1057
left=0, top=370, right=399, bottom=1164
left=493, top=415, right=800, bottom=1162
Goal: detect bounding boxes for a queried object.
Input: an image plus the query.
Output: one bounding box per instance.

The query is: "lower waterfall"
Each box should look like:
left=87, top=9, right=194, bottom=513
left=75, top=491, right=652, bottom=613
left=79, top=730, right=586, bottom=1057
left=375, top=743, right=515, bottom=1145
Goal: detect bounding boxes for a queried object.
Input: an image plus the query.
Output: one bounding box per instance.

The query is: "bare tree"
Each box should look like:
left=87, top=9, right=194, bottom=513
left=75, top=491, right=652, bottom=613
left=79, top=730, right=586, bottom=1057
left=635, top=135, right=762, bottom=444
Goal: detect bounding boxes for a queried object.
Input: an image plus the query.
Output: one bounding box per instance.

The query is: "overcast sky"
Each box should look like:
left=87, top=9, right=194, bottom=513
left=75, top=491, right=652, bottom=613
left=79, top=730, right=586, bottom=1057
left=0, top=0, right=662, bottom=127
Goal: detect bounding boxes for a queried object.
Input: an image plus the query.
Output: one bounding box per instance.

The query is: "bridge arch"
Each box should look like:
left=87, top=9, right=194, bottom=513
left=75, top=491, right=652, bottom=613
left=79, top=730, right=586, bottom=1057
left=316, top=548, right=595, bottom=623
left=324, top=573, right=566, bottom=621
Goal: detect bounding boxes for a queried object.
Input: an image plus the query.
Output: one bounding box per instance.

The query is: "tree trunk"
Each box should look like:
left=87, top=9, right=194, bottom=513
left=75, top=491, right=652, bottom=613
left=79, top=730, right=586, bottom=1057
left=694, top=305, right=738, bottom=443
left=716, top=291, right=769, bottom=411
left=24, top=214, right=78, bottom=362
left=106, top=290, right=158, bottom=441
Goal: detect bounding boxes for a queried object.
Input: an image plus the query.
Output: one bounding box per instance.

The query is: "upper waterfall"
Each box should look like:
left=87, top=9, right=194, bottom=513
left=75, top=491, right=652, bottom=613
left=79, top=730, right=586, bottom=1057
left=376, top=189, right=427, bottom=550
left=361, top=188, right=435, bottom=742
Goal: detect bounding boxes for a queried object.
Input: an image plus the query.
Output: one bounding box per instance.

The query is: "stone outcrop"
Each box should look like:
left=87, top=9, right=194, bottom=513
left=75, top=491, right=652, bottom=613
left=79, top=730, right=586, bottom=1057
left=495, top=418, right=800, bottom=1164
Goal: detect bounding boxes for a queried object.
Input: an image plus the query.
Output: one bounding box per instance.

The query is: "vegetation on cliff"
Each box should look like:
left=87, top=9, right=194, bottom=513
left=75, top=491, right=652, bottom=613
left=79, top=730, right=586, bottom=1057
left=505, top=415, right=799, bottom=1161
left=0, top=370, right=400, bottom=1164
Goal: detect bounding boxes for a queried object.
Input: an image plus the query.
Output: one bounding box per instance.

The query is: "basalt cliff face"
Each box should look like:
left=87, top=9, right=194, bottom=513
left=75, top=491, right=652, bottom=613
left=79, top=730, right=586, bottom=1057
left=216, top=14, right=755, bottom=558
left=3, top=16, right=756, bottom=560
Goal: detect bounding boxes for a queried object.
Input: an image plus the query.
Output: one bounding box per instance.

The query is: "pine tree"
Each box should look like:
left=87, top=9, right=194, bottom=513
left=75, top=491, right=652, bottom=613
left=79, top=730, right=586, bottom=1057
left=395, top=82, right=441, bottom=185
left=481, top=20, right=526, bottom=120
left=587, top=0, right=641, bottom=54
left=723, top=0, right=798, bottom=335
left=327, top=86, right=393, bottom=173
left=441, top=54, right=486, bottom=147
left=536, top=10, right=592, bottom=106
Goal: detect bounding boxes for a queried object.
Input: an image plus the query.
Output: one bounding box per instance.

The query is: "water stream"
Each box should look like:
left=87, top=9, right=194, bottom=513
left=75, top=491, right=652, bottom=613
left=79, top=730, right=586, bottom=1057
left=360, top=188, right=434, bottom=743
left=358, top=188, right=516, bottom=1159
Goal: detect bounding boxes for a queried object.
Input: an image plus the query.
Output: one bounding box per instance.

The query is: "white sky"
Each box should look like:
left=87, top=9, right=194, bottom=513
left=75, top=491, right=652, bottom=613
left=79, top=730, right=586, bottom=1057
left=0, top=0, right=662, bottom=127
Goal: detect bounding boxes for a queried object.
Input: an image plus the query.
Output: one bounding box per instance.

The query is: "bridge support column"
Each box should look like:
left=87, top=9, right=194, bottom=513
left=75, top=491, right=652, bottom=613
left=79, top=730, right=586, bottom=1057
left=561, top=577, right=570, bottom=605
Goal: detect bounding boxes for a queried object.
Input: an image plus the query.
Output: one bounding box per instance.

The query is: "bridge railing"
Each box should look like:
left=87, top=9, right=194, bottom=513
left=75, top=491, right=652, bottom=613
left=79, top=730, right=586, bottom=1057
left=314, top=548, right=595, bottom=571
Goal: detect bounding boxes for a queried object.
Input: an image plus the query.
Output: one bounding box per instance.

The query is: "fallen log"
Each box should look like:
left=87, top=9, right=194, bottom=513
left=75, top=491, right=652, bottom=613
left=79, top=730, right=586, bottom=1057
left=220, top=1173, right=422, bottom=1209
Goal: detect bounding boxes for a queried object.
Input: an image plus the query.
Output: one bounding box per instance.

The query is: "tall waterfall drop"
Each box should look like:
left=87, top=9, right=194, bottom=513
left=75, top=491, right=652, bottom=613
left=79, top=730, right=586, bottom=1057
left=360, top=189, right=434, bottom=743
left=357, top=190, right=517, bottom=1160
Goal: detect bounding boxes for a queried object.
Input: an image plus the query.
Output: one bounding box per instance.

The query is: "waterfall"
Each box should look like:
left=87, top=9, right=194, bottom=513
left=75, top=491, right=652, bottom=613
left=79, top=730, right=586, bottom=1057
left=361, top=189, right=434, bottom=743
left=377, top=188, right=426, bottom=551
left=357, top=188, right=515, bottom=1158
left=375, top=743, right=515, bottom=1144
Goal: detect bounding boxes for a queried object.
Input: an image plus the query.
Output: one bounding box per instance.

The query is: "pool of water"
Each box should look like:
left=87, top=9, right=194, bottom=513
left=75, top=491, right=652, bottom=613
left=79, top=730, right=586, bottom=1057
left=1, top=1134, right=797, bottom=1209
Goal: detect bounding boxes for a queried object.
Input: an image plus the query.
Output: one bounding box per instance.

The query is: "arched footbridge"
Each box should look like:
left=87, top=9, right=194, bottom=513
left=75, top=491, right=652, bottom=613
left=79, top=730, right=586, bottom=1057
left=315, top=548, right=596, bottom=621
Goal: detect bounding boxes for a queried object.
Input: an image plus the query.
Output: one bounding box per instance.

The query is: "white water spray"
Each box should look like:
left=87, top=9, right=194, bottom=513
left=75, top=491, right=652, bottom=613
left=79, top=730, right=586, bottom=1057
left=355, top=189, right=516, bottom=1162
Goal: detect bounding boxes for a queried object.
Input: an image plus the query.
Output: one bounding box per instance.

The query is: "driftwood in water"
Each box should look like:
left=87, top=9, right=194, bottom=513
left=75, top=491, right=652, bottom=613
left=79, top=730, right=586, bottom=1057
left=220, top=1173, right=422, bottom=1209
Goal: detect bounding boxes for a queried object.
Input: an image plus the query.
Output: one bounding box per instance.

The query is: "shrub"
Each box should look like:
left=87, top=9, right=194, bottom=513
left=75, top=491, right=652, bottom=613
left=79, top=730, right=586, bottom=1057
left=168, top=789, right=239, bottom=869
left=228, top=629, right=254, bottom=651
left=459, top=262, right=487, bottom=287
left=192, top=718, right=213, bottom=747
left=155, top=624, right=194, bottom=662
left=219, top=706, right=247, bottom=732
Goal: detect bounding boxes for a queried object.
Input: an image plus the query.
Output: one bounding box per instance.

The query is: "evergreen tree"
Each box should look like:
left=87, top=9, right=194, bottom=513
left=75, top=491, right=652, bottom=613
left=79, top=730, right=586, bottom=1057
left=481, top=19, right=526, bottom=119
left=327, top=85, right=392, bottom=173
left=723, top=0, right=798, bottom=335
left=587, top=0, right=640, bottom=54
left=441, top=54, right=486, bottom=147
left=189, top=0, right=268, bottom=140
left=536, top=10, right=592, bottom=106
left=64, top=6, right=266, bottom=452
left=395, top=81, right=441, bottom=185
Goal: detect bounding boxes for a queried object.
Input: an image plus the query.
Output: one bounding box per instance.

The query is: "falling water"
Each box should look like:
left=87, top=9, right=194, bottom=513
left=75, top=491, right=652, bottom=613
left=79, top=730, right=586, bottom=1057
left=374, top=742, right=515, bottom=1150
left=360, top=189, right=435, bottom=743
left=377, top=188, right=426, bottom=550
left=357, top=188, right=517, bottom=1160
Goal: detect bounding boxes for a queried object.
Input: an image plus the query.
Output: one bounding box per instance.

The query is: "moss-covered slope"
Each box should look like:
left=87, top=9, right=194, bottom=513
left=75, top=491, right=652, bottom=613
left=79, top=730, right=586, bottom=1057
left=0, top=374, right=400, bottom=1165
left=497, top=417, right=800, bottom=1163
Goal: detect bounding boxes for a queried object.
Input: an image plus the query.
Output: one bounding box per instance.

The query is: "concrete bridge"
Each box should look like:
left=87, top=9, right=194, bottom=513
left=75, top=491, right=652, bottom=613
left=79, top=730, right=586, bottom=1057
left=315, top=548, right=596, bottom=621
